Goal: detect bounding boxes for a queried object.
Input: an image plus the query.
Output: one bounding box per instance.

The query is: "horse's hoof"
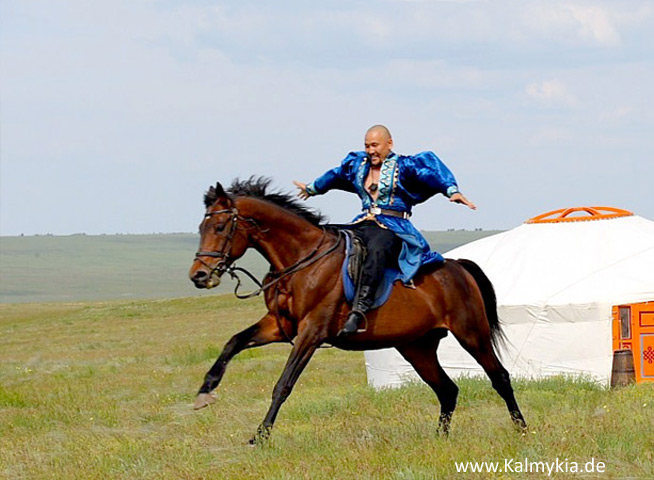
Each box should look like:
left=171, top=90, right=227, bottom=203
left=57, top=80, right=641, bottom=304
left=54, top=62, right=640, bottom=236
left=510, top=411, right=527, bottom=433
left=193, top=393, right=216, bottom=410
left=248, top=433, right=266, bottom=446
left=247, top=425, right=272, bottom=446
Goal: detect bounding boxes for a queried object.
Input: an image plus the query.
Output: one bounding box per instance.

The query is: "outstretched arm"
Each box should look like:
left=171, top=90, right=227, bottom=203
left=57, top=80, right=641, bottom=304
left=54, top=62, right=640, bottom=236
left=402, top=152, right=476, bottom=211
left=293, top=180, right=311, bottom=200
left=449, top=192, right=476, bottom=210
left=292, top=152, right=362, bottom=201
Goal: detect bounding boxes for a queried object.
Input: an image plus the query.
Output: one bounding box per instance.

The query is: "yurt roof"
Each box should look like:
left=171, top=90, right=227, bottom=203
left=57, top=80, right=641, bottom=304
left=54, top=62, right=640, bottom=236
left=445, top=207, right=654, bottom=307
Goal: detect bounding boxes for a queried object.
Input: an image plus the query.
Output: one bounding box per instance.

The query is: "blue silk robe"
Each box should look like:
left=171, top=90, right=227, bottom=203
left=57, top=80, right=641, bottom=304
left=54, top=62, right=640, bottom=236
left=306, top=151, right=461, bottom=282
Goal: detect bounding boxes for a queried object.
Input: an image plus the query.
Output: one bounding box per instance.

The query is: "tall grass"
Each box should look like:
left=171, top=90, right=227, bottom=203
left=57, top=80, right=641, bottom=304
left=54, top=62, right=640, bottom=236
left=1, top=296, right=652, bottom=479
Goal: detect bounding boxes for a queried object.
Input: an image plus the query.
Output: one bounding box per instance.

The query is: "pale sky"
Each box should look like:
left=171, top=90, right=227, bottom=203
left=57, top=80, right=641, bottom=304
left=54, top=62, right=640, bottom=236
left=1, top=0, right=653, bottom=235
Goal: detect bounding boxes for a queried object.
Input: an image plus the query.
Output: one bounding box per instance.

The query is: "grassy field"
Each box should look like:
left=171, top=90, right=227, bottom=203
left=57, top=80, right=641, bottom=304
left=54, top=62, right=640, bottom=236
left=0, top=234, right=268, bottom=303
left=0, top=231, right=501, bottom=304
left=1, top=296, right=652, bottom=479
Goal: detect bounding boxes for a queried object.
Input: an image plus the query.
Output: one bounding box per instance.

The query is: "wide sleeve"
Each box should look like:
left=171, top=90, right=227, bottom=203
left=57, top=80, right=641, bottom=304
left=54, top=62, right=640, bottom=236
left=400, top=151, right=460, bottom=203
left=306, top=152, right=362, bottom=195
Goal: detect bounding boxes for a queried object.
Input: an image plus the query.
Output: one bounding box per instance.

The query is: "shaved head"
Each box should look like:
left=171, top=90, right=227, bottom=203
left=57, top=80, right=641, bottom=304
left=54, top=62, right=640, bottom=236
left=364, top=125, right=394, bottom=166
left=366, top=124, right=392, bottom=141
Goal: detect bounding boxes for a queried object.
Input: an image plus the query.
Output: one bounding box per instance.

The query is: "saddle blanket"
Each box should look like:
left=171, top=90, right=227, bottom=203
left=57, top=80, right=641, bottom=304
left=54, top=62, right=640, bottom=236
left=341, top=230, right=402, bottom=309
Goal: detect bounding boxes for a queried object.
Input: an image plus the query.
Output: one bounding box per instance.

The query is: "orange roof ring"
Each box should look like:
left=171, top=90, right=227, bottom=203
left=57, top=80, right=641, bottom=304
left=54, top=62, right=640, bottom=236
left=526, top=206, right=634, bottom=224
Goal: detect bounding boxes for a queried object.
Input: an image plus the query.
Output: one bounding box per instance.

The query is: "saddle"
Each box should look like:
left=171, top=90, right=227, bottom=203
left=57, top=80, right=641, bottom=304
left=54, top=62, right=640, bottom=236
left=346, top=231, right=366, bottom=288
left=341, top=230, right=402, bottom=309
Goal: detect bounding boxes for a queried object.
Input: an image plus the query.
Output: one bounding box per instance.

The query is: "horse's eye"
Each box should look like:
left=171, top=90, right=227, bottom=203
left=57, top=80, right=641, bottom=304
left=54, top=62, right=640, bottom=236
left=214, top=223, right=226, bottom=233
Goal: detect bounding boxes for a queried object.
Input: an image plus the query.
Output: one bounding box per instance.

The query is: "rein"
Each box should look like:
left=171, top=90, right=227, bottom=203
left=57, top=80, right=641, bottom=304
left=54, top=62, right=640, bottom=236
left=228, top=230, right=342, bottom=347
left=227, top=228, right=342, bottom=300
left=195, top=205, right=343, bottom=346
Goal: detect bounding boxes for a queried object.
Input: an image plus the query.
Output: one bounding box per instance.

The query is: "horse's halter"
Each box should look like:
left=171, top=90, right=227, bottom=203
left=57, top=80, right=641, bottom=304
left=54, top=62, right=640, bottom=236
left=194, top=207, right=240, bottom=278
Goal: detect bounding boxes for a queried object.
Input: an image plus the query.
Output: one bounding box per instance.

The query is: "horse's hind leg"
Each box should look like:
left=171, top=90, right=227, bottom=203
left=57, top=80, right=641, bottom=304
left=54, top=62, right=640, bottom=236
left=396, top=330, right=459, bottom=435
left=452, top=329, right=527, bottom=431
left=194, top=313, right=286, bottom=410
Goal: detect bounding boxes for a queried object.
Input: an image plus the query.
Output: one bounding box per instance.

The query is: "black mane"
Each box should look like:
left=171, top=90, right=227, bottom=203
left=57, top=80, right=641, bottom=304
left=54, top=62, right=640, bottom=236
left=205, top=177, right=327, bottom=226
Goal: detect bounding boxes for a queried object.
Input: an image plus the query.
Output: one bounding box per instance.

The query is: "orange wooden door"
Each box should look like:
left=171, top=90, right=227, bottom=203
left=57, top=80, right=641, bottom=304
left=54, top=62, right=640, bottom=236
left=613, top=302, right=654, bottom=383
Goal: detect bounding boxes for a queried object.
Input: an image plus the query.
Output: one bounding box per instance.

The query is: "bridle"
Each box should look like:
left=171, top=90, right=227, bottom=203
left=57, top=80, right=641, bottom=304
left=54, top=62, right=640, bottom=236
left=194, top=207, right=240, bottom=278
left=194, top=205, right=343, bottom=299
left=193, top=203, right=343, bottom=347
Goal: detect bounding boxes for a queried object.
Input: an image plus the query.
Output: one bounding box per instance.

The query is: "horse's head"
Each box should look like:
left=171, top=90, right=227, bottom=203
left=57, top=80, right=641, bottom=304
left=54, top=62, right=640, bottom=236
left=189, top=182, right=250, bottom=289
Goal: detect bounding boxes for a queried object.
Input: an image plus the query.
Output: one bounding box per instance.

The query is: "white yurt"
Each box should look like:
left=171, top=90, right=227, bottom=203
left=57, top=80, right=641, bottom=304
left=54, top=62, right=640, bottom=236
left=365, top=207, right=654, bottom=388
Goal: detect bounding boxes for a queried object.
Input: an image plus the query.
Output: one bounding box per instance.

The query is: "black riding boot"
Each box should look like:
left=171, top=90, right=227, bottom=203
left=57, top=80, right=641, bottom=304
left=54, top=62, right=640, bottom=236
left=339, top=285, right=374, bottom=336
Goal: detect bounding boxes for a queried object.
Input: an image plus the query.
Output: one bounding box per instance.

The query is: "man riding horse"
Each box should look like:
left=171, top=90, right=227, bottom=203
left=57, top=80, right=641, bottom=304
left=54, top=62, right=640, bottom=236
left=294, top=125, right=476, bottom=336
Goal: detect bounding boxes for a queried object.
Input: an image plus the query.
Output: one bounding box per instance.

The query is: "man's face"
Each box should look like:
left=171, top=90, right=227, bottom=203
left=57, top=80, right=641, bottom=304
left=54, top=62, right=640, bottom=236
left=364, top=130, right=393, bottom=166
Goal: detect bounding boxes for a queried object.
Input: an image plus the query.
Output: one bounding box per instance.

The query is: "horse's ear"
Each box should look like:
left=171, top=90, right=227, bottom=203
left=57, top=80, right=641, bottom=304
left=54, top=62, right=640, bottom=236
left=214, top=182, right=226, bottom=198
left=204, top=182, right=228, bottom=208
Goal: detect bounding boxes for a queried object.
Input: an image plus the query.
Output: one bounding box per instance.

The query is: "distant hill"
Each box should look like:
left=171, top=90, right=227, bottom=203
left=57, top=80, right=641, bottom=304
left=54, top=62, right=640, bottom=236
left=0, top=230, right=503, bottom=303
left=421, top=229, right=502, bottom=255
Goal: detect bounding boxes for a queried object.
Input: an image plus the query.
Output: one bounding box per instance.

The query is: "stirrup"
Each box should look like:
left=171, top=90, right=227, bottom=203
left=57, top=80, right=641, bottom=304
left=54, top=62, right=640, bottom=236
left=338, top=311, right=368, bottom=336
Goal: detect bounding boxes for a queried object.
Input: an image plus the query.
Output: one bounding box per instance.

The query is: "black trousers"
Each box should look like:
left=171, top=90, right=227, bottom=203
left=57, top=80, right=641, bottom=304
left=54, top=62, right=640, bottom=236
left=350, top=220, right=403, bottom=301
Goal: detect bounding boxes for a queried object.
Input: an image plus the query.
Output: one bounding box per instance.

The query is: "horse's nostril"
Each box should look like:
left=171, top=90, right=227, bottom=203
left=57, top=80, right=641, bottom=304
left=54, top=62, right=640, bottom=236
left=192, top=271, right=208, bottom=281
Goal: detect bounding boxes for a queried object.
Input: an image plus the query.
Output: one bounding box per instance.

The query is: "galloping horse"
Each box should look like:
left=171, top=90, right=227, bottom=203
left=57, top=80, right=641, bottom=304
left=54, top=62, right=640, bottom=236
left=189, top=178, right=526, bottom=443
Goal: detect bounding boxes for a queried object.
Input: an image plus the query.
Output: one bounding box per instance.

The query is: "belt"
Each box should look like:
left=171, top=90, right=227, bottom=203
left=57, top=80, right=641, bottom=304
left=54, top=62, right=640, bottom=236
left=365, top=207, right=411, bottom=219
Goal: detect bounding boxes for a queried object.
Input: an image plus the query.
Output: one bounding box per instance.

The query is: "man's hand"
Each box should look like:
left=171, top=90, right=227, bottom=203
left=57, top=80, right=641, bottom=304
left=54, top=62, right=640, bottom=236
left=293, top=180, right=310, bottom=200
left=450, top=192, right=477, bottom=210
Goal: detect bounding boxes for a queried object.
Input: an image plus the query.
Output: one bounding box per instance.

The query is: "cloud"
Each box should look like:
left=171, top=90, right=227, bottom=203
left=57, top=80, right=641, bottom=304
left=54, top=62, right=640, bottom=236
left=566, top=4, right=620, bottom=46
left=522, top=2, right=653, bottom=48
left=525, top=79, right=579, bottom=108
left=1, top=0, right=653, bottom=234
left=599, top=106, right=635, bottom=122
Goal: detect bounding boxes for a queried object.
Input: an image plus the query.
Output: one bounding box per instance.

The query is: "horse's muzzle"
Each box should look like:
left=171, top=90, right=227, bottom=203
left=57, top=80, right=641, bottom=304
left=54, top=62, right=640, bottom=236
left=189, top=264, right=223, bottom=289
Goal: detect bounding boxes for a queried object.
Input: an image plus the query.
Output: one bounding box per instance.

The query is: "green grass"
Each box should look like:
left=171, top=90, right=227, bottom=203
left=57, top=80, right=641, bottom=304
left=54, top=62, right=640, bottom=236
left=0, top=231, right=500, bottom=304
left=1, top=296, right=652, bottom=479
left=0, top=234, right=271, bottom=303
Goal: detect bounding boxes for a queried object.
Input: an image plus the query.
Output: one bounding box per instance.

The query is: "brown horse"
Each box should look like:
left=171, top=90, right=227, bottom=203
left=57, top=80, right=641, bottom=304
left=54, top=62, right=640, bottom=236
left=189, top=178, right=526, bottom=444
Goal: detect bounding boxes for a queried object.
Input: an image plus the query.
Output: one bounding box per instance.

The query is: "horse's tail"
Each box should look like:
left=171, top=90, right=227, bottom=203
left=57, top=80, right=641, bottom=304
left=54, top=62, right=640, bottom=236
left=455, top=258, right=506, bottom=354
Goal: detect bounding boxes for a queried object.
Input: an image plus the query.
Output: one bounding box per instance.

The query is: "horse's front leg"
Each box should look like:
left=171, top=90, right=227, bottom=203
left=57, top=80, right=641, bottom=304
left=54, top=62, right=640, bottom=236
left=194, top=313, right=286, bottom=410
left=249, top=325, right=322, bottom=444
